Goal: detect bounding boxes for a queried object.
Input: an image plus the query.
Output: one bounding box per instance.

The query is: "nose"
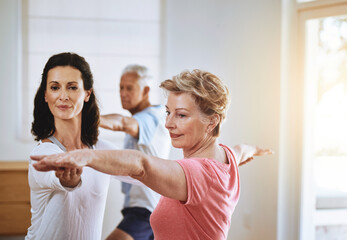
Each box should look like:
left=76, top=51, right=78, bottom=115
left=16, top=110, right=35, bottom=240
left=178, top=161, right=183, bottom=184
left=59, top=89, right=69, bottom=101
left=120, top=88, right=127, bottom=98
left=165, top=113, right=175, bottom=130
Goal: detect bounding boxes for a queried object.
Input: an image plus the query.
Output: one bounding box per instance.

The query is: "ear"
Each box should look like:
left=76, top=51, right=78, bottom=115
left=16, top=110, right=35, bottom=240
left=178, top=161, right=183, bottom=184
left=84, top=89, right=92, bottom=102
left=142, top=86, right=150, bottom=97
left=206, top=114, right=220, bottom=134
left=44, top=91, right=47, bottom=102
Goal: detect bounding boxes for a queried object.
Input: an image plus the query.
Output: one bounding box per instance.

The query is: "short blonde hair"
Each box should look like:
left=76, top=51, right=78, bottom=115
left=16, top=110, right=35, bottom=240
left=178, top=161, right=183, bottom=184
left=160, top=69, right=230, bottom=137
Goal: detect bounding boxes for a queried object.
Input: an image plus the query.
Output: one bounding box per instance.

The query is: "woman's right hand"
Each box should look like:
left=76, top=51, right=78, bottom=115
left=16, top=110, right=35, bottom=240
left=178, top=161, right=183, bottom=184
left=55, top=167, right=83, bottom=188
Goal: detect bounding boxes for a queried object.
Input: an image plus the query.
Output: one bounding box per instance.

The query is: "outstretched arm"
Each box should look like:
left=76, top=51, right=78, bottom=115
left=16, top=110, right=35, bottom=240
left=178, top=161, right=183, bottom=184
left=31, top=149, right=188, bottom=202
left=31, top=145, right=273, bottom=200
left=100, top=114, right=139, bottom=138
left=232, top=144, right=273, bottom=166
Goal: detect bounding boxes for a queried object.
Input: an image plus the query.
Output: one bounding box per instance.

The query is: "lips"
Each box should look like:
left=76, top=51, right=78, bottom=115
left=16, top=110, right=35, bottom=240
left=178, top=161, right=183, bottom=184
left=169, top=133, right=182, bottom=139
left=121, top=99, right=130, bottom=104
left=57, top=105, right=71, bottom=110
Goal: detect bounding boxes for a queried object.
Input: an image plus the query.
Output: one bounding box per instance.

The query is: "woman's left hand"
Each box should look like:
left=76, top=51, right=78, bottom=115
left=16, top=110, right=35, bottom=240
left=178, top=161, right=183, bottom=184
left=233, top=144, right=273, bottom=166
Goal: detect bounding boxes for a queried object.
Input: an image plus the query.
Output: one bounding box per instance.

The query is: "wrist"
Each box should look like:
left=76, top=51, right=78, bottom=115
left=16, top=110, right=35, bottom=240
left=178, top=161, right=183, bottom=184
left=86, top=149, right=96, bottom=167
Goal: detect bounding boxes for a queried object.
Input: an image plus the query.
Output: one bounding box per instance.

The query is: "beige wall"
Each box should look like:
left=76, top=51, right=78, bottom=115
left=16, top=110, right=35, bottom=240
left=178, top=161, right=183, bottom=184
left=0, top=0, right=37, bottom=160
left=164, top=1, right=281, bottom=239
left=1, top=0, right=283, bottom=239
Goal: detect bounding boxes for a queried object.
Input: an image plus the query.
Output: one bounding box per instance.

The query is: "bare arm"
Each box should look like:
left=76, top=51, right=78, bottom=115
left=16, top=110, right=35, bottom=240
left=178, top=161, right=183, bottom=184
left=31, top=149, right=188, bottom=201
left=100, top=114, right=139, bottom=138
left=31, top=145, right=272, bottom=201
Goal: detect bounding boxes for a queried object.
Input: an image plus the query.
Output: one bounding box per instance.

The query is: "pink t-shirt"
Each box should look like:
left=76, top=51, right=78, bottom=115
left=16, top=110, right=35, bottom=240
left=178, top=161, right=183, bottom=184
left=150, top=144, right=240, bottom=240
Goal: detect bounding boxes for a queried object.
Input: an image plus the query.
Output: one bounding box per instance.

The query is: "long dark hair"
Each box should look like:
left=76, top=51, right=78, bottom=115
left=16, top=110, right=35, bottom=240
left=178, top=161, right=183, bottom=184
left=31, top=52, right=99, bottom=146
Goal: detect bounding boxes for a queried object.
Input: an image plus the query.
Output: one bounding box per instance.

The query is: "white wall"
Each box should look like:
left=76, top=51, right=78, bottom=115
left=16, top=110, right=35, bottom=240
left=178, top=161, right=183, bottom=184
left=164, top=1, right=281, bottom=239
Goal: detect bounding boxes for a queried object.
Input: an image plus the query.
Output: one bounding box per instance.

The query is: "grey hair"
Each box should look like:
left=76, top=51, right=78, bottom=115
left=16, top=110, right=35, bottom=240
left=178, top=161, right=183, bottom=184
left=122, top=64, right=152, bottom=88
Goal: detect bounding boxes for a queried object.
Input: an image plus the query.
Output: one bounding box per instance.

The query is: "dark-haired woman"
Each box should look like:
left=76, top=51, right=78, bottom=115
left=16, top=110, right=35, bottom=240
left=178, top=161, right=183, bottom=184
left=25, top=52, right=137, bottom=240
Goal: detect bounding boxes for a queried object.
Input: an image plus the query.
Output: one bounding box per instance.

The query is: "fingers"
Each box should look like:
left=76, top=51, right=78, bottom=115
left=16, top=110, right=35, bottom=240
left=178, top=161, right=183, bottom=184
left=33, top=153, right=77, bottom=169
left=31, top=150, right=88, bottom=172
left=30, top=155, right=47, bottom=161
left=239, top=157, right=253, bottom=166
left=70, top=168, right=77, bottom=177
left=55, top=167, right=82, bottom=181
left=255, top=147, right=274, bottom=156
left=63, top=168, right=70, bottom=179
left=55, top=170, right=63, bottom=178
left=33, top=161, right=60, bottom=171
left=76, top=168, right=83, bottom=176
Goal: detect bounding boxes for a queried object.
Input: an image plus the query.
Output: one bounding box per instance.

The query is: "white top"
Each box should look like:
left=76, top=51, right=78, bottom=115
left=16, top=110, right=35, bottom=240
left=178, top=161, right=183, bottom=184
left=25, top=138, right=139, bottom=240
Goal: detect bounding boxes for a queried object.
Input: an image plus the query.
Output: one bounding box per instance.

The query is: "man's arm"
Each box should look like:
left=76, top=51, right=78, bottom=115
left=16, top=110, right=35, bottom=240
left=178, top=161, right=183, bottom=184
left=100, top=114, right=139, bottom=138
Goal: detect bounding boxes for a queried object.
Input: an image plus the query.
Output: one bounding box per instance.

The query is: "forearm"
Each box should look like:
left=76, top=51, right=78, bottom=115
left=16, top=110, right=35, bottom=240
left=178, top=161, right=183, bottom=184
left=87, top=150, right=187, bottom=200
left=87, top=149, right=145, bottom=177
left=31, top=149, right=188, bottom=201
left=99, top=114, right=125, bottom=131
left=100, top=114, right=139, bottom=138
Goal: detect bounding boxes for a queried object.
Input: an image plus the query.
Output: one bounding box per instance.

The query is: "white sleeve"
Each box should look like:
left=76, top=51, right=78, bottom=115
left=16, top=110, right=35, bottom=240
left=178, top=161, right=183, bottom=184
left=94, top=138, right=118, bottom=150
left=29, top=142, right=82, bottom=192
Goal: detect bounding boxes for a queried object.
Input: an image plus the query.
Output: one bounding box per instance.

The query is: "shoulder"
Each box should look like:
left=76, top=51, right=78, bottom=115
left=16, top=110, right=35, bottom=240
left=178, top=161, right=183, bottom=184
left=134, top=105, right=165, bottom=125
left=136, top=105, right=165, bottom=118
left=177, top=157, right=230, bottom=179
left=94, top=138, right=118, bottom=150
left=149, top=105, right=166, bottom=117
left=176, top=158, right=213, bottom=176
left=30, top=141, right=63, bottom=156
left=219, top=144, right=237, bottom=166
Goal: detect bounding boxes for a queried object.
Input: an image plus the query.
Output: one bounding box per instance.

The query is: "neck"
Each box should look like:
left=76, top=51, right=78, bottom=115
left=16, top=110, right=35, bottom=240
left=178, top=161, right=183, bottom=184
left=129, top=99, right=151, bottom=115
left=183, top=135, right=217, bottom=159
left=53, top=117, right=86, bottom=151
left=183, top=137, right=226, bottom=163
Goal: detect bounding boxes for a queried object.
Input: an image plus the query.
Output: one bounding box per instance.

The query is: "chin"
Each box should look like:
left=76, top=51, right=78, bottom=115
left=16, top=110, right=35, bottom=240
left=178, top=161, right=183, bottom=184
left=171, top=140, right=184, bottom=149
left=121, top=104, right=131, bottom=110
left=54, top=112, right=74, bottom=120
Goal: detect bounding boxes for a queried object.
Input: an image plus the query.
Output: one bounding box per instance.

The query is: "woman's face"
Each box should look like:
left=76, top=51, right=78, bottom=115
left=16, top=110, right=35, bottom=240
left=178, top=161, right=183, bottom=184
left=45, top=66, right=91, bottom=121
left=165, top=92, right=210, bottom=150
